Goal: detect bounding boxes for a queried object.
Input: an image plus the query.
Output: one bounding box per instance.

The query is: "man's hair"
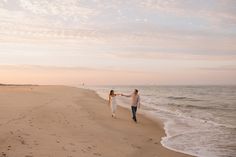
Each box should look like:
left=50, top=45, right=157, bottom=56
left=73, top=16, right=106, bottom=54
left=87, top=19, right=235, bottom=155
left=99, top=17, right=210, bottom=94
left=134, top=89, right=139, bottom=94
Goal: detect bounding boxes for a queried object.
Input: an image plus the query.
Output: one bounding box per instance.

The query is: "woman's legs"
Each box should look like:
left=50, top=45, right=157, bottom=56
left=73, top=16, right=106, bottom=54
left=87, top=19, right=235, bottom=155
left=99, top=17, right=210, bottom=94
left=111, top=104, right=116, bottom=118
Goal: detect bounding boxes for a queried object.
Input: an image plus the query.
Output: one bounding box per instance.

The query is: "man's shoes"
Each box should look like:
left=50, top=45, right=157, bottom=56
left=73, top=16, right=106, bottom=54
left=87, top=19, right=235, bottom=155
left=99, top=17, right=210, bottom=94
left=132, top=117, right=137, bottom=123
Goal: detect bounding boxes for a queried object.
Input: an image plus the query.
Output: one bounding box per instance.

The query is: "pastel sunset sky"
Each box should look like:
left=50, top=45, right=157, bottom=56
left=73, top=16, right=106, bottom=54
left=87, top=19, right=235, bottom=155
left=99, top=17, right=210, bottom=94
left=0, top=0, right=236, bottom=85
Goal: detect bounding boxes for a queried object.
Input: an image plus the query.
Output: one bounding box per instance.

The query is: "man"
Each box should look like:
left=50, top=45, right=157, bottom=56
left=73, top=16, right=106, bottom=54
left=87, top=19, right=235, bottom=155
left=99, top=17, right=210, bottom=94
left=122, top=89, right=141, bottom=123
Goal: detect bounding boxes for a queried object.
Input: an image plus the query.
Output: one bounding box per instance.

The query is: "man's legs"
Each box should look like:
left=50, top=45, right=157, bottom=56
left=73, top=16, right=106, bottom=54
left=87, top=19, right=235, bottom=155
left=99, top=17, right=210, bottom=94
left=131, top=106, right=137, bottom=122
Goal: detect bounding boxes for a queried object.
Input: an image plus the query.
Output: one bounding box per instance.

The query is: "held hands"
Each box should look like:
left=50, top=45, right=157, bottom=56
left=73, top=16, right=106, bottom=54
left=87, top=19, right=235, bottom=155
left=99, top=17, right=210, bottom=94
left=116, top=93, right=126, bottom=96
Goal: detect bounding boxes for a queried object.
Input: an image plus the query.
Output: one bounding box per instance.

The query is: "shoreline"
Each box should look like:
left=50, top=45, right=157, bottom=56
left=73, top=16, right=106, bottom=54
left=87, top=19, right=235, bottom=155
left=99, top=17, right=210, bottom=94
left=91, top=89, right=198, bottom=157
left=0, top=85, right=194, bottom=157
left=90, top=88, right=194, bottom=157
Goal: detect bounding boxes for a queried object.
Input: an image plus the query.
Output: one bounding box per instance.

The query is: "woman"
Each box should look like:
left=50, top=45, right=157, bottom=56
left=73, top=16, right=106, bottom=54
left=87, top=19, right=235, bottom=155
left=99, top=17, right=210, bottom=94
left=108, top=90, right=120, bottom=118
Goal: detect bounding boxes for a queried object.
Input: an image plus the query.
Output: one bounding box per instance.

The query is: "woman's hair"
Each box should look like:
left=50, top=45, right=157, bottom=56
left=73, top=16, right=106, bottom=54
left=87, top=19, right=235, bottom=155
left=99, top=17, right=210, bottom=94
left=109, top=90, right=114, bottom=96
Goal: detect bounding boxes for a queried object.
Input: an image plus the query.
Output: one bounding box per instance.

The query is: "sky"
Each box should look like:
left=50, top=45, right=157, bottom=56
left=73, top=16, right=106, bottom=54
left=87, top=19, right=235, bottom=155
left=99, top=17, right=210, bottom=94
left=0, top=0, right=236, bottom=85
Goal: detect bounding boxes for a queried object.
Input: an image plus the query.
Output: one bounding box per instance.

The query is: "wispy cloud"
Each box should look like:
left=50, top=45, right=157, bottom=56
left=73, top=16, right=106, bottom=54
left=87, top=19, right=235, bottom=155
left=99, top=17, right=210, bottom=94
left=1, top=0, right=235, bottom=48
left=0, top=0, right=236, bottom=85
left=109, top=51, right=236, bottom=61
left=139, top=0, right=236, bottom=26
left=19, top=0, right=98, bottom=20
left=198, top=65, right=236, bottom=71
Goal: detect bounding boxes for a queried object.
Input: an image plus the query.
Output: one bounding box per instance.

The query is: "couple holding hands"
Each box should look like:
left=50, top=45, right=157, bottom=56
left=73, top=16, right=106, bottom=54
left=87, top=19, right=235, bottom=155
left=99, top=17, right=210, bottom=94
left=108, top=89, right=141, bottom=123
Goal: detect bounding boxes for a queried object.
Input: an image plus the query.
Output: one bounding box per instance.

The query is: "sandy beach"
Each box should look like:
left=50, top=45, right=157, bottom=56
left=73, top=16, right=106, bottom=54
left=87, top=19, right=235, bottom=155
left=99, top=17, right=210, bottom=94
left=0, top=85, right=193, bottom=157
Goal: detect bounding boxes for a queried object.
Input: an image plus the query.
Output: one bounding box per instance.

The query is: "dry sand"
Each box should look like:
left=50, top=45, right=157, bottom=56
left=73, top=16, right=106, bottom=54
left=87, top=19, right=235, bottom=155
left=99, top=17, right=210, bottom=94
left=0, top=85, right=194, bottom=157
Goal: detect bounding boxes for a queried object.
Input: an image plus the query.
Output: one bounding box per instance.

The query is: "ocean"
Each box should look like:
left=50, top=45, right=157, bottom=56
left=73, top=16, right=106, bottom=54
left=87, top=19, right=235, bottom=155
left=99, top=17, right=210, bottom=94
left=88, top=85, right=236, bottom=157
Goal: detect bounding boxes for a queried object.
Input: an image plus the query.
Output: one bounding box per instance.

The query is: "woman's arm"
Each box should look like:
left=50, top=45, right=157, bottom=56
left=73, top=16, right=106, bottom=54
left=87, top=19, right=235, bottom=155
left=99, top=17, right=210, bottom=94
left=108, top=95, right=111, bottom=105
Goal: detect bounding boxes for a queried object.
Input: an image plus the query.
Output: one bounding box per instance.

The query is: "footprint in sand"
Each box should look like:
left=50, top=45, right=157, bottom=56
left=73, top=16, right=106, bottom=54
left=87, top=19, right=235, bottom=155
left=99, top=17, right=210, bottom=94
left=33, top=141, right=39, bottom=146
left=69, top=143, right=75, bottom=146
left=131, top=144, right=141, bottom=149
left=21, top=140, right=26, bottom=145
left=62, top=146, right=67, bottom=151
left=123, top=137, right=128, bottom=141
left=80, top=145, right=96, bottom=154
left=18, top=136, right=26, bottom=145
left=18, top=137, right=25, bottom=145
left=1, top=152, right=7, bottom=157
left=7, top=146, right=11, bottom=151
left=23, top=133, right=31, bottom=137
left=81, top=149, right=86, bottom=153
left=93, top=153, right=102, bottom=156
left=147, top=138, right=153, bottom=142
left=87, top=146, right=92, bottom=151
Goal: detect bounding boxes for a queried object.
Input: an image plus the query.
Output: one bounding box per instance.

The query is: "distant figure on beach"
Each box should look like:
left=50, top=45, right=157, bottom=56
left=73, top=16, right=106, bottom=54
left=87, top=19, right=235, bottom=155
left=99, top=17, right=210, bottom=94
left=122, top=89, right=141, bottom=123
left=108, top=90, right=121, bottom=118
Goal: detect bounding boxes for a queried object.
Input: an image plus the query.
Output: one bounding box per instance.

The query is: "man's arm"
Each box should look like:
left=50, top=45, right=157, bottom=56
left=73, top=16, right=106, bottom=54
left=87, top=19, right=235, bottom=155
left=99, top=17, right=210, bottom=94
left=137, top=95, right=141, bottom=108
left=121, top=94, right=132, bottom=97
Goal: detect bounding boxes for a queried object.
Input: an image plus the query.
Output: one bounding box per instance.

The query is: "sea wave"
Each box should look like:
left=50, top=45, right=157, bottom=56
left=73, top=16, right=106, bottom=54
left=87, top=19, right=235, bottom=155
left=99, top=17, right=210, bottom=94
left=167, top=96, right=202, bottom=101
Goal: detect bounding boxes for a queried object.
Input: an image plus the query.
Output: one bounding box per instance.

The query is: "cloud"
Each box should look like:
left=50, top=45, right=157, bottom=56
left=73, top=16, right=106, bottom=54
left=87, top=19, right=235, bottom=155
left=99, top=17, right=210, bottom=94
left=0, top=0, right=235, bottom=45
left=19, top=0, right=98, bottom=19
left=109, top=51, right=236, bottom=61
left=0, top=0, right=235, bottom=73
left=198, top=65, right=236, bottom=71
left=140, top=0, right=236, bottom=24
left=139, top=0, right=236, bottom=26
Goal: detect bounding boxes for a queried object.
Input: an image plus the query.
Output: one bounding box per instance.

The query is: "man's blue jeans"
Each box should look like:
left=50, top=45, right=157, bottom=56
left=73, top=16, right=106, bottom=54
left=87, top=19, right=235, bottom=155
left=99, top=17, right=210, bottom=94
left=131, top=106, right=137, bottom=122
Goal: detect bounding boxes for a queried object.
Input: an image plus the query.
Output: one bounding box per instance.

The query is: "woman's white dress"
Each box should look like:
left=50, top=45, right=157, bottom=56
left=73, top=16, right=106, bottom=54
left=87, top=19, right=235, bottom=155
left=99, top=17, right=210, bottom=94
left=110, top=96, right=117, bottom=114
